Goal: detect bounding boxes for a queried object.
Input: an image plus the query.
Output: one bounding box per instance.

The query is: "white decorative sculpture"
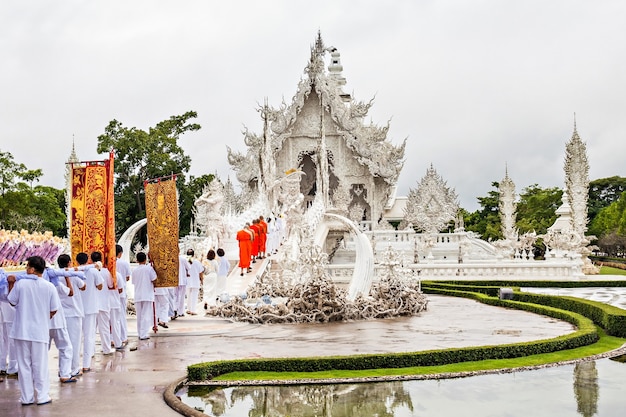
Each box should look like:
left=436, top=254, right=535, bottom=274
left=193, top=179, right=227, bottom=249
left=403, top=164, right=459, bottom=234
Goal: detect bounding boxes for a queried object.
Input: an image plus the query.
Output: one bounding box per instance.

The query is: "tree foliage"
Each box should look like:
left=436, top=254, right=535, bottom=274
left=589, top=191, right=626, bottom=237
left=464, top=182, right=502, bottom=241
left=515, top=184, right=562, bottom=235
left=0, top=149, right=66, bottom=235
left=96, top=111, right=200, bottom=238
left=588, top=176, right=626, bottom=223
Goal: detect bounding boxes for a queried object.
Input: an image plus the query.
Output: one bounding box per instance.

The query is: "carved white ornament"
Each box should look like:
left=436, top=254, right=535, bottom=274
left=403, top=164, right=459, bottom=234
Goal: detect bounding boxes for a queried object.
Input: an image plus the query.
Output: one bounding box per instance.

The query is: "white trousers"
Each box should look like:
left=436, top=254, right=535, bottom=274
left=49, top=327, right=73, bottom=378
left=1, top=321, right=18, bottom=374
left=175, top=285, right=186, bottom=315
left=186, top=287, right=199, bottom=313
left=135, top=301, right=154, bottom=339
left=14, top=339, right=50, bottom=405
left=119, top=295, right=128, bottom=342
left=65, top=316, right=82, bottom=376
left=202, top=273, right=217, bottom=306
left=168, top=288, right=176, bottom=317
left=97, top=309, right=112, bottom=354
left=109, top=307, right=122, bottom=348
left=215, top=275, right=227, bottom=300
left=82, top=313, right=97, bottom=369
left=155, top=294, right=170, bottom=324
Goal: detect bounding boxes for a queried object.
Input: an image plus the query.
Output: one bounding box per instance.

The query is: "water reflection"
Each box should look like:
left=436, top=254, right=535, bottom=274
left=573, top=361, right=598, bottom=417
left=188, top=381, right=412, bottom=417
left=183, top=359, right=626, bottom=417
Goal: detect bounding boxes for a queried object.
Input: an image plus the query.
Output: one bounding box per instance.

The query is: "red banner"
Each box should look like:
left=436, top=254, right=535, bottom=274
left=70, top=151, right=116, bottom=284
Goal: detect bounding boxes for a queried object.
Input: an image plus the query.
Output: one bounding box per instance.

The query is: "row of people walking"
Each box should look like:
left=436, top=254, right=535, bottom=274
left=0, top=245, right=131, bottom=405
left=0, top=244, right=232, bottom=405
left=236, top=215, right=285, bottom=276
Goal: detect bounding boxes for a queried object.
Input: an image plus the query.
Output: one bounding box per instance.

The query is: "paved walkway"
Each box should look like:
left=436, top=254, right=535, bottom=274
left=1, top=271, right=625, bottom=416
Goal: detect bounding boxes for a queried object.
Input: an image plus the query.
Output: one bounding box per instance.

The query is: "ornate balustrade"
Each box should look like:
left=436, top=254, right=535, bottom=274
left=326, top=259, right=583, bottom=283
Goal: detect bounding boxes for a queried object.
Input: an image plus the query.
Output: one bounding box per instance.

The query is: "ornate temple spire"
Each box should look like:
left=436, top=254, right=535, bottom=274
left=564, top=117, right=590, bottom=240
left=305, top=30, right=326, bottom=80
left=498, top=166, right=518, bottom=242
left=65, top=135, right=79, bottom=237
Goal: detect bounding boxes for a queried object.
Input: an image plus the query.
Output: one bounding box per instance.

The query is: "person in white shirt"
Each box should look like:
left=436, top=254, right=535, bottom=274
left=185, top=249, right=204, bottom=315
left=90, top=251, right=115, bottom=356
left=131, top=252, right=157, bottom=340
left=78, top=252, right=103, bottom=372
left=115, top=245, right=131, bottom=345
left=100, top=265, right=123, bottom=353
left=55, top=254, right=86, bottom=378
left=0, top=295, right=17, bottom=377
left=173, top=255, right=189, bottom=318
left=44, top=256, right=85, bottom=383
left=202, top=249, right=219, bottom=309
left=6, top=256, right=60, bottom=406
left=215, top=248, right=230, bottom=301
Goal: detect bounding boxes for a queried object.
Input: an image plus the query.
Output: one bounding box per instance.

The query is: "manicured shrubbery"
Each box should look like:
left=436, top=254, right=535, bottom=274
left=188, top=286, right=599, bottom=382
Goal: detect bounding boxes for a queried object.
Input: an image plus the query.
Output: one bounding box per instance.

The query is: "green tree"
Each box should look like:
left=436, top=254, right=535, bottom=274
left=0, top=150, right=27, bottom=197
left=464, top=182, right=502, bottom=241
left=588, top=176, right=626, bottom=224
left=516, top=184, right=562, bottom=235
left=589, top=191, right=626, bottom=238
left=0, top=149, right=65, bottom=235
left=96, top=111, right=201, bottom=239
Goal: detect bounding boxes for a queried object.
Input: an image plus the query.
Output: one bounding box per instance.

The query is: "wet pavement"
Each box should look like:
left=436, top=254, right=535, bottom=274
left=1, top=271, right=625, bottom=416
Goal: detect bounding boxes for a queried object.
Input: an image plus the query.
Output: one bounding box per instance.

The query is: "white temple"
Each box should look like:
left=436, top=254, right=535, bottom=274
left=99, top=32, right=594, bottom=288
left=219, top=32, right=594, bottom=284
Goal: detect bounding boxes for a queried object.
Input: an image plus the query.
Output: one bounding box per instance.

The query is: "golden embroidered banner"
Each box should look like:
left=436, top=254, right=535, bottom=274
left=70, top=151, right=116, bottom=285
left=144, top=177, right=179, bottom=287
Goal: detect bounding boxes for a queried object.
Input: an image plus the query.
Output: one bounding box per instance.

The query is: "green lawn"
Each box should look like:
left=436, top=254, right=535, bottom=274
left=599, top=266, right=626, bottom=276
left=214, top=327, right=625, bottom=382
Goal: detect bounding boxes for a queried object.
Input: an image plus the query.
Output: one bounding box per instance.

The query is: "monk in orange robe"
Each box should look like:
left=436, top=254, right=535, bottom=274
left=236, top=224, right=253, bottom=276
left=249, top=219, right=261, bottom=262
left=258, top=215, right=268, bottom=258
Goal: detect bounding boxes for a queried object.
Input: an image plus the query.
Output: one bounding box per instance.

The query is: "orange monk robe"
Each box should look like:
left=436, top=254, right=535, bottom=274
left=236, top=229, right=252, bottom=268
left=249, top=224, right=260, bottom=257
left=259, top=219, right=268, bottom=254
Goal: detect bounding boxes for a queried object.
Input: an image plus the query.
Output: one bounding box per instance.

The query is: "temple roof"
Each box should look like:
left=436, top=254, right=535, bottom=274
left=228, top=32, right=405, bottom=186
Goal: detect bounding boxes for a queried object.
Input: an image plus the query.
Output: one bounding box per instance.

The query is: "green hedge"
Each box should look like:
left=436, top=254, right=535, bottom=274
left=188, top=288, right=598, bottom=381
left=422, top=281, right=626, bottom=337
left=422, top=279, right=626, bottom=288
left=513, top=292, right=626, bottom=337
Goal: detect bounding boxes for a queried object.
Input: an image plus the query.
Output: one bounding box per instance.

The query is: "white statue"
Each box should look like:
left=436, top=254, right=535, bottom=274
left=193, top=180, right=226, bottom=249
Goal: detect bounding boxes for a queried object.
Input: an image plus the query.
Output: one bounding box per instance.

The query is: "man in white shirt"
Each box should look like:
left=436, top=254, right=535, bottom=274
left=7, top=256, right=60, bottom=406
left=55, top=254, right=87, bottom=378
left=131, top=252, right=157, bottom=340
left=0, top=294, right=17, bottom=377
left=78, top=252, right=103, bottom=372
left=98, top=264, right=123, bottom=353
left=44, top=257, right=81, bottom=383
left=115, top=244, right=131, bottom=345
left=185, top=249, right=204, bottom=315
left=173, top=255, right=189, bottom=319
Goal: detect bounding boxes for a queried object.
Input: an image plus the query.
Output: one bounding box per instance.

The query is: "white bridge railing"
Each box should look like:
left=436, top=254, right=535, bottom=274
left=326, top=260, right=583, bottom=283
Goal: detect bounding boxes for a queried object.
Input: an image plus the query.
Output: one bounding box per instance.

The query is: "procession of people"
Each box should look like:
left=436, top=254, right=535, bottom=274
left=0, top=212, right=285, bottom=406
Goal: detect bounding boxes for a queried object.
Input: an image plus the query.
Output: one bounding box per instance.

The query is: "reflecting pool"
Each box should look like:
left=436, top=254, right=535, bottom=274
left=180, top=358, right=626, bottom=416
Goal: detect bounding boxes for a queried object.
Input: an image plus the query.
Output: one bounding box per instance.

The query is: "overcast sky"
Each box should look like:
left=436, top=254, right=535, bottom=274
left=1, top=0, right=625, bottom=211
